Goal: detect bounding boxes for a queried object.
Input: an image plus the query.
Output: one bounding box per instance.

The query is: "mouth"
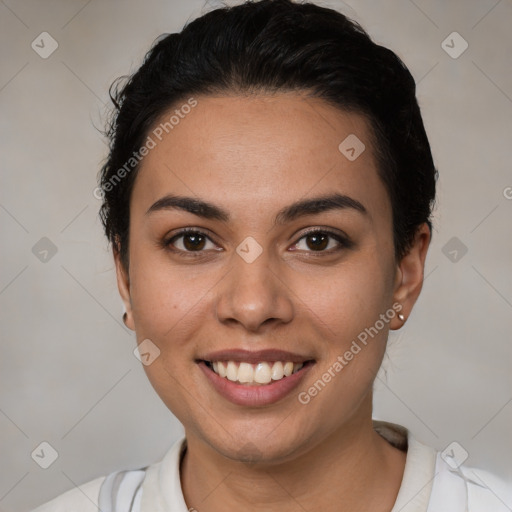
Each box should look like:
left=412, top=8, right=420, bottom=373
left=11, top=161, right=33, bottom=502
left=196, top=349, right=316, bottom=406
left=201, top=359, right=312, bottom=386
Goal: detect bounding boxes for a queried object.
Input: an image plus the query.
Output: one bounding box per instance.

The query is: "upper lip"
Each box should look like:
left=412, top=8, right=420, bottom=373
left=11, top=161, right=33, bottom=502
left=198, top=349, right=314, bottom=364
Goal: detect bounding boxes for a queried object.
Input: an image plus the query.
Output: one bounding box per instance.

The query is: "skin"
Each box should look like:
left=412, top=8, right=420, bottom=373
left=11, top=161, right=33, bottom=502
left=115, top=93, right=431, bottom=511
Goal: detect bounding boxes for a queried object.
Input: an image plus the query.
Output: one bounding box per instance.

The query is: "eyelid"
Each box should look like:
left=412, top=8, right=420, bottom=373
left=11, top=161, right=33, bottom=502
left=291, top=227, right=352, bottom=252
left=164, top=227, right=220, bottom=253
left=164, top=226, right=352, bottom=255
left=166, top=226, right=217, bottom=241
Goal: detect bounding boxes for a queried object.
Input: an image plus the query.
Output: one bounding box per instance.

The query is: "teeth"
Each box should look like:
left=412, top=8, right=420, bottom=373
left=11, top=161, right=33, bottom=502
left=207, top=360, right=305, bottom=385
left=217, top=361, right=227, bottom=378
left=238, top=362, right=254, bottom=383
left=271, top=361, right=284, bottom=380
left=226, top=361, right=238, bottom=381
left=254, top=362, right=272, bottom=384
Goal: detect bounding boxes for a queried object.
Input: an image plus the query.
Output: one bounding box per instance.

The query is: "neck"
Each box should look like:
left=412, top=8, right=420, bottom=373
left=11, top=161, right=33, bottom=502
left=180, top=412, right=406, bottom=512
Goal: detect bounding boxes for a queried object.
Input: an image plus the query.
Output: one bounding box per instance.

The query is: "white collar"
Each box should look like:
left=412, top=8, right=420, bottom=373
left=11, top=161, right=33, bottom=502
left=140, top=421, right=437, bottom=512
left=374, top=421, right=437, bottom=512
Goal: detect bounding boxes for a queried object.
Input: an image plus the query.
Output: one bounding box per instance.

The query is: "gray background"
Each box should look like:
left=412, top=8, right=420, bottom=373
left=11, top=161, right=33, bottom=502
left=1, top=0, right=511, bottom=510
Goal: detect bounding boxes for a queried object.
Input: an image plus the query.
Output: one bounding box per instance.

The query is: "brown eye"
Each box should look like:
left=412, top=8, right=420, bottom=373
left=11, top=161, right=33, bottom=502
left=166, top=230, right=217, bottom=253
left=305, top=232, right=329, bottom=251
left=182, top=233, right=206, bottom=251
left=291, top=229, right=350, bottom=253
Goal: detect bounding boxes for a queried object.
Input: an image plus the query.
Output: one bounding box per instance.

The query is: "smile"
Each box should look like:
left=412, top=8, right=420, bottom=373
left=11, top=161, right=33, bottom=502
left=203, top=360, right=305, bottom=385
left=196, top=348, right=315, bottom=406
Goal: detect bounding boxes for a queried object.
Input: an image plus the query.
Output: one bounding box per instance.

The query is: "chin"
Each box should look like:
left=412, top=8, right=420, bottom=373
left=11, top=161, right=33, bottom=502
left=200, top=425, right=312, bottom=466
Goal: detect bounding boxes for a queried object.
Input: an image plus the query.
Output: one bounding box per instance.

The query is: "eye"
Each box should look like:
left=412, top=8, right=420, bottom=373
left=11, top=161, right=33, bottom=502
left=163, top=227, right=352, bottom=257
left=290, top=229, right=350, bottom=253
left=165, top=229, right=218, bottom=254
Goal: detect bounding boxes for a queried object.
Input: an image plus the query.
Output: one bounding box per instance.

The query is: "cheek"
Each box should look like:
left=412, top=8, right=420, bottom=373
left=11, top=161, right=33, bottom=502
left=293, top=258, right=392, bottom=416
left=128, top=254, right=214, bottom=418
left=292, top=252, right=393, bottom=339
left=127, top=242, right=213, bottom=335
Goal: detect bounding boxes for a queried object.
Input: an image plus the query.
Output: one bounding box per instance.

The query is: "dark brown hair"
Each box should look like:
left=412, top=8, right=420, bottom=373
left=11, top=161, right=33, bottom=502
left=98, top=0, right=437, bottom=271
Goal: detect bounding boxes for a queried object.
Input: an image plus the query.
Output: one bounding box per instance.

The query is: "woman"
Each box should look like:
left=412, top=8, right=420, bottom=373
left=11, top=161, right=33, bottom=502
left=32, top=0, right=511, bottom=510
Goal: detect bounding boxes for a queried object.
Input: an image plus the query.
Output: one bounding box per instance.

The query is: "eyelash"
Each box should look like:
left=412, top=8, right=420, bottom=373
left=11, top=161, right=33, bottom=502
left=163, top=227, right=352, bottom=257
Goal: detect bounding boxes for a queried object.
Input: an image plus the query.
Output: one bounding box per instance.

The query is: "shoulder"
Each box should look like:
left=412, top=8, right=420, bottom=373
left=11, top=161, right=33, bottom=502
left=373, top=421, right=512, bottom=512
left=30, top=475, right=105, bottom=512
left=30, top=436, right=187, bottom=512
left=30, top=467, right=149, bottom=512
left=429, top=452, right=512, bottom=511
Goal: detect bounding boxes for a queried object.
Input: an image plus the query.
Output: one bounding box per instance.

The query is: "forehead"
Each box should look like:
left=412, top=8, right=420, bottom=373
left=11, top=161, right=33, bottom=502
left=130, top=93, right=390, bottom=225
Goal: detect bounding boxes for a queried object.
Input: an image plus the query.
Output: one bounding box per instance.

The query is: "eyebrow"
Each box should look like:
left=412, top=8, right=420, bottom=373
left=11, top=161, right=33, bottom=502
left=145, top=193, right=368, bottom=224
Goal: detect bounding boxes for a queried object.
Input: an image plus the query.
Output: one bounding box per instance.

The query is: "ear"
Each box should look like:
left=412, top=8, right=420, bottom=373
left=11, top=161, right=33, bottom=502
left=390, top=223, right=431, bottom=330
left=113, top=238, right=135, bottom=331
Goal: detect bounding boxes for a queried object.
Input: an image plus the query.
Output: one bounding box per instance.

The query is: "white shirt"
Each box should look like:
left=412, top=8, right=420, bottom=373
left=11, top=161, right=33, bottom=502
left=31, top=421, right=512, bottom=511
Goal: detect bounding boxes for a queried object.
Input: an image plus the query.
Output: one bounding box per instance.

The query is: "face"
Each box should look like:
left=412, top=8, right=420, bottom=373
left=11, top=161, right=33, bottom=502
left=115, top=93, right=430, bottom=463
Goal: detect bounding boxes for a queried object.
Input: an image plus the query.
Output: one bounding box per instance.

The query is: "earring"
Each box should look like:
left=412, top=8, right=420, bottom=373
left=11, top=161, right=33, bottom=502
left=397, top=313, right=405, bottom=322
left=123, top=312, right=128, bottom=326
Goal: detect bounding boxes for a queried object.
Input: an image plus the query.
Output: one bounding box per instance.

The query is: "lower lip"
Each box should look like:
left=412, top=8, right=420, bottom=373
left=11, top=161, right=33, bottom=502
left=198, top=361, right=315, bottom=407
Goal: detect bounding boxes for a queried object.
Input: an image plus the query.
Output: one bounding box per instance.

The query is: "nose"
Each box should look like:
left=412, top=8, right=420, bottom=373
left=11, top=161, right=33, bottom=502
left=215, top=246, right=294, bottom=333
